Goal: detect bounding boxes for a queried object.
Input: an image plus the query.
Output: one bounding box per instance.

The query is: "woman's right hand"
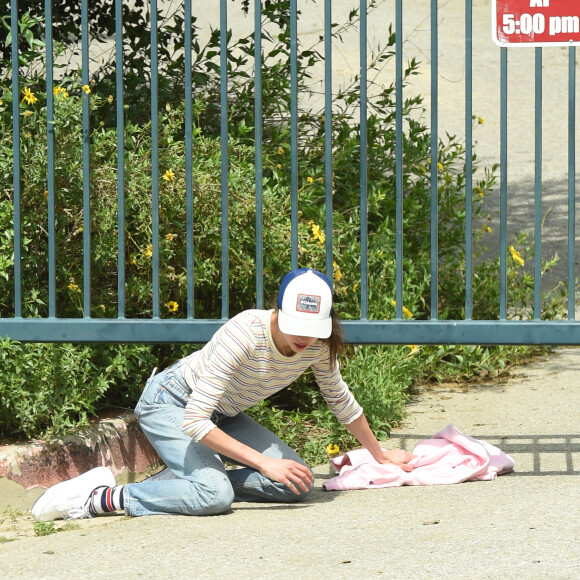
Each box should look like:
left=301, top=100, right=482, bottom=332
left=200, top=427, right=313, bottom=494
left=258, top=457, right=314, bottom=495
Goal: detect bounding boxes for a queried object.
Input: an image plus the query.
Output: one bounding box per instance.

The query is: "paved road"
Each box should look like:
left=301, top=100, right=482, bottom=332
left=1, top=347, right=579, bottom=579
left=191, top=0, right=579, bottom=292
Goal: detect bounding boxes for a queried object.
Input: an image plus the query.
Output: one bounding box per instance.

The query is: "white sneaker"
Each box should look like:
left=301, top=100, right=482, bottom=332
left=31, top=466, right=116, bottom=521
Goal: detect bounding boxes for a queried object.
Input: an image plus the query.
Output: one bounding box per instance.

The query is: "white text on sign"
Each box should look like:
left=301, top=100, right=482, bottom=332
left=493, top=0, right=580, bottom=47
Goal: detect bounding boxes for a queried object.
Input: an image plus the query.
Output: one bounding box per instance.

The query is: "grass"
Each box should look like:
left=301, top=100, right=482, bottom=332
left=33, top=520, right=80, bottom=537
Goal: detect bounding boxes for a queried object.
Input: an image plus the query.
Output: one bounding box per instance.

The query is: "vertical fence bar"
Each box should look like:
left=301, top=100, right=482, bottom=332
left=568, top=46, right=576, bottom=320
left=185, top=0, right=194, bottom=318
left=115, top=0, right=126, bottom=318
left=429, top=0, right=439, bottom=319
left=150, top=0, right=160, bottom=318
left=464, top=0, right=473, bottom=320
left=45, top=0, right=56, bottom=318
left=81, top=0, right=91, bottom=317
left=10, top=1, right=22, bottom=317
left=395, top=0, right=403, bottom=319
left=499, top=47, right=508, bottom=320
left=533, top=47, right=542, bottom=320
left=254, top=0, right=264, bottom=308
left=290, top=0, right=298, bottom=271
left=220, top=0, right=229, bottom=318
left=324, top=0, right=333, bottom=281
left=359, top=0, right=368, bottom=320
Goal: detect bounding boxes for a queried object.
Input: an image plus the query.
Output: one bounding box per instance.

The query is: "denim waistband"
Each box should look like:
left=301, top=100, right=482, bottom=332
left=160, top=360, right=192, bottom=405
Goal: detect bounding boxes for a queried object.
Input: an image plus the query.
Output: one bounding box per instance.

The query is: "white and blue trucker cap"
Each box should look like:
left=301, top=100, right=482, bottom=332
left=277, top=268, right=333, bottom=339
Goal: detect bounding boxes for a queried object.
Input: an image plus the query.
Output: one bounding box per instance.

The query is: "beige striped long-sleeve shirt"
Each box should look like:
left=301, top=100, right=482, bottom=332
left=181, top=309, right=363, bottom=441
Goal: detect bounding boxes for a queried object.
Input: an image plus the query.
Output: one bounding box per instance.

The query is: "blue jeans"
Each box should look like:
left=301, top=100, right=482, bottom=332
left=124, top=361, right=314, bottom=516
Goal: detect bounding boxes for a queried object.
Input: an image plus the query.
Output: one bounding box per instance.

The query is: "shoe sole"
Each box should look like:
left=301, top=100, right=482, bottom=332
left=31, top=466, right=116, bottom=521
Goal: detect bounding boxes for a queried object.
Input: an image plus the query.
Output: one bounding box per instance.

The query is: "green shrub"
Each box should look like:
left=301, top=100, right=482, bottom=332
left=0, top=339, right=157, bottom=439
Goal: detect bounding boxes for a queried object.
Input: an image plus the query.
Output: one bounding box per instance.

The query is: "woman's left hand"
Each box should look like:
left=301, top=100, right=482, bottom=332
left=376, top=448, right=416, bottom=472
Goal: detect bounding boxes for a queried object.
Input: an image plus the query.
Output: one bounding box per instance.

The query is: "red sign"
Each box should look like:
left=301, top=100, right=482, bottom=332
left=493, top=0, right=580, bottom=46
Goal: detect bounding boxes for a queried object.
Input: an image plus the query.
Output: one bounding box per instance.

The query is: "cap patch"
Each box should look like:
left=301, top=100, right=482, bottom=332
left=296, top=294, right=321, bottom=314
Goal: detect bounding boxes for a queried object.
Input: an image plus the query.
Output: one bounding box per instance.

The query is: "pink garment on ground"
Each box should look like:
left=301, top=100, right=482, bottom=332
left=323, top=424, right=515, bottom=491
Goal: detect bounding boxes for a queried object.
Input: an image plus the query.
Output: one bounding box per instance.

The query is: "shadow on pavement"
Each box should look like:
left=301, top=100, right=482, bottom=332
left=391, top=433, right=580, bottom=476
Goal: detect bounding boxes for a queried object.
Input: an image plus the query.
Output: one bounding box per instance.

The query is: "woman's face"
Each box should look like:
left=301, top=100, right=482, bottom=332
left=271, top=309, right=319, bottom=356
left=280, top=333, right=318, bottom=354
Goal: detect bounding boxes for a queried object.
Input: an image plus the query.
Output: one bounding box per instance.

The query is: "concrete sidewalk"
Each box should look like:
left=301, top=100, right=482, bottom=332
left=1, top=347, right=579, bottom=579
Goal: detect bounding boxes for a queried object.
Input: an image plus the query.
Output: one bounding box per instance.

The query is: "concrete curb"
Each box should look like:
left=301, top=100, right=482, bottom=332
left=0, top=412, right=162, bottom=512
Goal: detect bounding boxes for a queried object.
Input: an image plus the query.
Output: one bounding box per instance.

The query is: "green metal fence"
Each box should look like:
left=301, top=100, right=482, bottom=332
left=1, top=0, right=579, bottom=345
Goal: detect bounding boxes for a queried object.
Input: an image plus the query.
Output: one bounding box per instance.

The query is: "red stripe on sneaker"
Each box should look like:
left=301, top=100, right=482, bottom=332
left=106, top=488, right=114, bottom=511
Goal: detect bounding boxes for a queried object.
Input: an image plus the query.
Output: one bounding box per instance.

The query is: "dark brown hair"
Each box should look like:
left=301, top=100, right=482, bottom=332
left=327, top=308, right=345, bottom=368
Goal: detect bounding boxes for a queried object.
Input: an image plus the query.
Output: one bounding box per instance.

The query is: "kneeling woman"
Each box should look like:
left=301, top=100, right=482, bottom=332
left=33, top=268, right=414, bottom=520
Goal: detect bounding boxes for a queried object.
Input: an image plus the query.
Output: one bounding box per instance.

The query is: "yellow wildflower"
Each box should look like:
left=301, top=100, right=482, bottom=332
left=143, top=245, right=153, bottom=258
left=108, top=95, right=114, bottom=104
left=166, top=233, right=176, bottom=242
left=68, top=283, right=79, bottom=292
left=478, top=116, right=485, bottom=125
left=166, top=301, right=179, bottom=313
left=24, top=110, right=32, bottom=117
left=391, top=300, right=413, bottom=318
left=307, top=176, right=314, bottom=183
left=309, top=221, right=325, bottom=244
left=21, top=87, right=38, bottom=105
left=326, top=443, right=340, bottom=457
left=482, top=225, right=492, bottom=234
left=54, top=86, right=66, bottom=96
left=162, top=169, right=175, bottom=182
left=276, top=163, right=282, bottom=169
left=99, top=304, right=106, bottom=311
left=475, top=186, right=484, bottom=198
left=333, top=261, right=343, bottom=283
left=278, top=147, right=284, bottom=155
left=82, top=84, right=91, bottom=94
left=437, top=162, right=444, bottom=171
left=509, top=245, right=525, bottom=267
left=407, top=344, right=419, bottom=353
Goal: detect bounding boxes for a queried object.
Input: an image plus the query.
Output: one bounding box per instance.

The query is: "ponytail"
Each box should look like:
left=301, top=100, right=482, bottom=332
left=326, top=309, right=345, bottom=369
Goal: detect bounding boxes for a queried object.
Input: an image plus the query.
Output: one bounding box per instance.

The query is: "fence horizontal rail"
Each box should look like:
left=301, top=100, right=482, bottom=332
left=1, top=318, right=580, bottom=346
